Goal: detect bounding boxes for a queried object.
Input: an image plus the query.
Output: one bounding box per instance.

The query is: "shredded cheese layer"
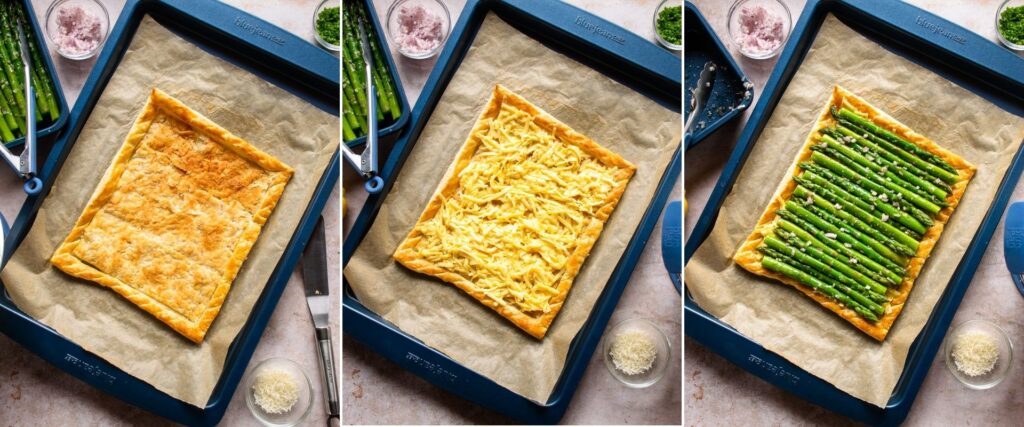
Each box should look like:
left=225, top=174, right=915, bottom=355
left=409, top=103, right=623, bottom=316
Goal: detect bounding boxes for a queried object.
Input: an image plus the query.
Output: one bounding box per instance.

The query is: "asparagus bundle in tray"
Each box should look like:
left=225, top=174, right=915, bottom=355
left=0, top=1, right=60, bottom=143
left=733, top=86, right=975, bottom=341
left=342, top=1, right=401, bottom=142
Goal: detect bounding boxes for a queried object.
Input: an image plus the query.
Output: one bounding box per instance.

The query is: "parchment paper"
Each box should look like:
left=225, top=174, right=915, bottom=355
left=0, top=17, right=339, bottom=407
left=344, top=13, right=680, bottom=402
left=687, top=15, right=1024, bottom=406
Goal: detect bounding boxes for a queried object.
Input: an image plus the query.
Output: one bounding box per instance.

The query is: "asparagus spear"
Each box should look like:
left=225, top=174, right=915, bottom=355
left=828, top=126, right=950, bottom=198
left=781, top=201, right=907, bottom=272
left=0, top=103, right=13, bottom=141
left=0, top=85, right=20, bottom=135
left=0, top=4, right=27, bottom=121
left=793, top=184, right=919, bottom=255
left=811, top=146, right=944, bottom=214
left=800, top=170, right=926, bottom=234
left=833, top=107, right=958, bottom=177
left=12, top=1, right=59, bottom=120
left=762, top=234, right=889, bottom=298
left=342, top=96, right=362, bottom=137
left=760, top=245, right=889, bottom=309
left=775, top=216, right=903, bottom=286
left=800, top=161, right=934, bottom=227
left=342, top=116, right=355, bottom=141
left=343, top=6, right=390, bottom=120
left=818, top=134, right=942, bottom=207
left=761, top=255, right=881, bottom=322
left=353, top=2, right=401, bottom=119
left=342, top=73, right=366, bottom=129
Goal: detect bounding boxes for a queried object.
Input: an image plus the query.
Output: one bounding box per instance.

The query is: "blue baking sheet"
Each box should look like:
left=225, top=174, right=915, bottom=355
left=683, top=1, right=751, bottom=149
left=0, top=1, right=339, bottom=425
left=343, top=0, right=681, bottom=423
left=685, top=0, right=1024, bottom=425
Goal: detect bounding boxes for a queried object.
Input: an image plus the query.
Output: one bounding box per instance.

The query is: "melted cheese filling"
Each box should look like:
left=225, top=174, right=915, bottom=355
left=410, top=103, right=622, bottom=316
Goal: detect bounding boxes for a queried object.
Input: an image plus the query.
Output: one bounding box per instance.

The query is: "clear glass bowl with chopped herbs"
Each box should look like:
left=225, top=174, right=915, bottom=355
left=602, top=318, right=672, bottom=388
left=997, top=0, right=1024, bottom=51
left=653, top=0, right=682, bottom=51
left=313, top=0, right=340, bottom=52
left=943, top=319, right=1013, bottom=390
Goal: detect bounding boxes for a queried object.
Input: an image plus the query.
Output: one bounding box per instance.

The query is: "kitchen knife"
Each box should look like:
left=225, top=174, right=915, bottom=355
left=301, top=216, right=339, bottom=418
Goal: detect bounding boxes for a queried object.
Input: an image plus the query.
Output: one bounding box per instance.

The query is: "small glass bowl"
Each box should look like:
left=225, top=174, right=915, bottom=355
left=653, top=0, right=682, bottom=52
left=386, top=0, right=451, bottom=59
left=243, top=358, right=314, bottom=427
left=313, top=0, right=340, bottom=52
left=727, top=0, right=792, bottom=60
left=996, top=0, right=1024, bottom=51
left=602, top=318, right=672, bottom=388
left=943, top=319, right=1014, bottom=390
left=44, top=0, right=109, bottom=60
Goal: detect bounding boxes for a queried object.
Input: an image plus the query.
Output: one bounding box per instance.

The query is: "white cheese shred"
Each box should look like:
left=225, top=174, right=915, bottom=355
left=952, top=332, right=999, bottom=377
left=610, top=330, right=657, bottom=375
left=252, top=368, right=300, bottom=414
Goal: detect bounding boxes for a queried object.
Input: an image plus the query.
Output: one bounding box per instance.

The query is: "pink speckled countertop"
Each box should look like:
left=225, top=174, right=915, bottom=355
left=341, top=0, right=682, bottom=424
left=685, top=0, right=1024, bottom=425
left=0, top=1, right=340, bottom=426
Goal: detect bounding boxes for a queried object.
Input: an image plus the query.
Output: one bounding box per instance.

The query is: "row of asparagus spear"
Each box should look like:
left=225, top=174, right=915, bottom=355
left=342, top=1, right=400, bottom=142
left=0, top=1, right=60, bottom=143
left=758, top=107, right=960, bottom=323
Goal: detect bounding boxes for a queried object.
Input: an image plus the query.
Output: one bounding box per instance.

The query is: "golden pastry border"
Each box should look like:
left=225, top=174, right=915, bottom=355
left=50, top=88, right=294, bottom=344
left=733, top=85, right=976, bottom=341
left=393, top=84, right=636, bottom=339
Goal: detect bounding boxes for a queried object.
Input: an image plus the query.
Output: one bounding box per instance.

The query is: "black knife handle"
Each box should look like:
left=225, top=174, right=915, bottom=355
left=315, top=326, right=339, bottom=418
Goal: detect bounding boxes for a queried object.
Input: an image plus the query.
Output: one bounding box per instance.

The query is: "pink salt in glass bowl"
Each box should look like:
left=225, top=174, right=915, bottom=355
left=385, top=0, right=451, bottom=60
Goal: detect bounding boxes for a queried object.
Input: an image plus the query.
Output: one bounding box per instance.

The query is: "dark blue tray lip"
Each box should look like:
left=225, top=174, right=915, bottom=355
left=342, top=0, right=680, bottom=423
left=0, top=0, right=339, bottom=425
left=683, top=0, right=751, bottom=150
left=683, top=0, right=1024, bottom=424
left=1, top=0, right=71, bottom=149
left=344, top=0, right=411, bottom=148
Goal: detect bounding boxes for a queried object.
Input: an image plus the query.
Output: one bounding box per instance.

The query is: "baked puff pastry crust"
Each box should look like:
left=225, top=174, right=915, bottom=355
left=51, top=89, right=293, bottom=344
left=734, top=85, right=975, bottom=341
left=394, top=85, right=636, bottom=339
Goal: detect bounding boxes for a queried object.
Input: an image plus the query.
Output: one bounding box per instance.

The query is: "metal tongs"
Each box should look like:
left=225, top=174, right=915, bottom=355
left=341, top=20, right=383, bottom=194
left=0, top=23, right=40, bottom=195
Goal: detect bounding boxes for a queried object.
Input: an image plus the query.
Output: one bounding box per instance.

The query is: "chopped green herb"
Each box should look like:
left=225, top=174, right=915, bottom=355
left=316, top=6, right=340, bottom=46
left=999, top=5, right=1024, bottom=45
left=656, top=5, right=682, bottom=45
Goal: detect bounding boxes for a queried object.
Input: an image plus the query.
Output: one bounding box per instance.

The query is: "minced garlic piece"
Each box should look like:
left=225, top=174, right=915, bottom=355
left=610, top=330, right=657, bottom=375
left=952, top=332, right=999, bottom=377
left=252, top=368, right=299, bottom=414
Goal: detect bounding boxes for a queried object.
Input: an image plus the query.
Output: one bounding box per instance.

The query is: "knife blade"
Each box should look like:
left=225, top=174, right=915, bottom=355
left=685, top=61, right=717, bottom=135
left=301, top=216, right=339, bottom=418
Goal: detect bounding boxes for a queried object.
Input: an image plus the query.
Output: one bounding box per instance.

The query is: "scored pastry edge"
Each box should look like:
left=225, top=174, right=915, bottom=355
left=50, top=88, right=293, bottom=344
left=393, top=84, right=635, bottom=339
left=732, top=85, right=975, bottom=341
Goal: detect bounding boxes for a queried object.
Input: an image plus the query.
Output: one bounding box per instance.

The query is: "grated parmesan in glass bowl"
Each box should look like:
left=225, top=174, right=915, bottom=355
left=243, top=358, right=314, bottom=426
left=602, top=318, right=672, bottom=388
left=943, top=319, right=1013, bottom=390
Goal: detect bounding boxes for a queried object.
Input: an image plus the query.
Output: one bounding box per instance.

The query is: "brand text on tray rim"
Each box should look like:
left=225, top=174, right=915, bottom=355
left=915, top=15, right=966, bottom=45
left=574, top=16, right=626, bottom=45
left=65, top=353, right=117, bottom=385
left=234, top=16, right=286, bottom=46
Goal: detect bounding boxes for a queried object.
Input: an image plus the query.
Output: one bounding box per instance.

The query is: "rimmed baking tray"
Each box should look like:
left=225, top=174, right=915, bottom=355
left=342, top=0, right=680, bottom=423
left=684, top=0, right=1024, bottom=424
left=2, top=0, right=70, bottom=148
left=683, top=1, right=751, bottom=150
left=0, top=1, right=339, bottom=425
left=344, top=0, right=411, bottom=147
